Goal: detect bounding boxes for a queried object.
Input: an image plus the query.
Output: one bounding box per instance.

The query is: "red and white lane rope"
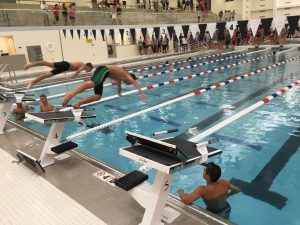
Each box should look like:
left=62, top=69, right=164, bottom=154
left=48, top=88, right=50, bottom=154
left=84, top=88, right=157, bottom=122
left=40, top=51, right=249, bottom=101
left=190, top=80, right=300, bottom=142
left=28, top=51, right=229, bottom=94
left=65, top=55, right=299, bottom=140
left=75, top=52, right=275, bottom=108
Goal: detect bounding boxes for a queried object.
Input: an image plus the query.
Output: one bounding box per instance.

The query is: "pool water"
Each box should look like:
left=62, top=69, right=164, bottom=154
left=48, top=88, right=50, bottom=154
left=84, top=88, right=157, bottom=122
left=14, top=48, right=300, bottom=225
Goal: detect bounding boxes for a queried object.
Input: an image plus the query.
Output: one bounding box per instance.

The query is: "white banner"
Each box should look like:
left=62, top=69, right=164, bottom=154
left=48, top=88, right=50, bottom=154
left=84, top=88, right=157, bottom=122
left=249, top=19, right=261, bottom=36
left=273, top=16, right=286, bottom=34
left=226, top=21, right=237, bottom=38
left=136, top=28, right=142, bottom=39
left=147, top=27, right=154, bottom=37
left=207, top=23, right=216, bottom=38
left=189, top=24, right=199, bottom=36
left=160, top=27, right=168, bottom=36
left=174, top=25, right=183, bottom=36
left=114, top=29, right=119, bottom=38
left=105, top=29, right=110, bottom=38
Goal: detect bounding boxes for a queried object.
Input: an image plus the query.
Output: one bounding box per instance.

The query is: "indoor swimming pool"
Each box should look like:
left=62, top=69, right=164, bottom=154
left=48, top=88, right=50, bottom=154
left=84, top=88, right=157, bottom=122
left=11, top=48, right=300, bottom=225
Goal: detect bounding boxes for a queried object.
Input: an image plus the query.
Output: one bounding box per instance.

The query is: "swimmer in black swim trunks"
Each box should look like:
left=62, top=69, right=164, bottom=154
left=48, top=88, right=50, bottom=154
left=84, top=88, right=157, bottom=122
left=24, top=61, right=93, bottom=89
left=62, top=65, right=147, bottom=109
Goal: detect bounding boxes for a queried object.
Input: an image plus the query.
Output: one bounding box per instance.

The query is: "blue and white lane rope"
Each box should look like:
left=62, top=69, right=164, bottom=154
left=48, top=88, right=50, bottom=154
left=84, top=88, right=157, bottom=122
left=65, top=55, right=300, bottom=140
left=190, top=80, right=300, bottom=142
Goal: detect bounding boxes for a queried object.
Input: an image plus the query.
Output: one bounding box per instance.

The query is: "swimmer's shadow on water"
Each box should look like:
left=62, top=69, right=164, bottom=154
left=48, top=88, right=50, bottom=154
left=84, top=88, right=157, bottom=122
left=85, top=123, right=113, bottom=134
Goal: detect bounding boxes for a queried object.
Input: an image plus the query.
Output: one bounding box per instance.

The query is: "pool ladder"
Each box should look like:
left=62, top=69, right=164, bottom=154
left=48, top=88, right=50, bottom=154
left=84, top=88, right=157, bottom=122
left=0, top=64, right=17, bottom=84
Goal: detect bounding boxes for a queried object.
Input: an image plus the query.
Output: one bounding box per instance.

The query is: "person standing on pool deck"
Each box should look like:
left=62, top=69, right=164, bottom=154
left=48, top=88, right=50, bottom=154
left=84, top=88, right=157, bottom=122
left=177, top=162, right=240, bottom=219
left=24, top=61, right=93, bottom=89
left=62, top=65, right=147, bottom=109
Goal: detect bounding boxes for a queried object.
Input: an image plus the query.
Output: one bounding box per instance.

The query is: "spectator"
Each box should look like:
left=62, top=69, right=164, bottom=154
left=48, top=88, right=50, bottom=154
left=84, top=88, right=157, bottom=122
left=145, top=37, right=153, bottom=55
left=68, top=4, right=76, bottom=26
left=161, top=0, right=166, bottom=10
left=62, top=3, right=68, bottom=26
left=153, top=0, right=159, bottom=11
left=177, top=162, right=240, bottom=219
left=225, top=29, right=231, bottom=48
left=218, top=10, right=223, bottom=21
left=231, top=9, right=236, bottom=21
left=111, top=6, right=117, bottom=24
left=162, top=34, right=169, bottom=53
left=177, top=0, right=181, bottom=9
left=40, top=1, right=50, bottom=26
left=116, top=4, right=122, bottom=24
left=204, top=31, right=211, bottom=48
left=185, top=0, right=189, bottom=10
left=166, top=0, right=169, bottom=10
left=138, top=37, right=144, bottom=54
left=40, top=94, right=54, bottom=112
left=52, top=4, right=60, bottom=25
left=182, top=0, right=186, bottom=10
left=212, top=30, right=218, bottom=49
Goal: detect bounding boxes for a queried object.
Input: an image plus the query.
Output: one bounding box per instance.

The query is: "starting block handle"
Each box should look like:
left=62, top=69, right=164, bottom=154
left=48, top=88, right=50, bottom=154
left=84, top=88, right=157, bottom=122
left=195, top=138, right=219, bottom=163
left=14, top=92, right=25, bottom=103
left=195, top=138, right=219, bottom=148
left=71, top=108, right=83, bottom=122
left=153, top=128, right=179, bottom=137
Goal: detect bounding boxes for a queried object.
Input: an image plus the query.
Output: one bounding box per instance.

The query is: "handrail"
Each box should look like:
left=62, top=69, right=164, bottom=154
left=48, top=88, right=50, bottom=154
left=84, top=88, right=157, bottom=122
left=0, top=64, right=17, bottom=84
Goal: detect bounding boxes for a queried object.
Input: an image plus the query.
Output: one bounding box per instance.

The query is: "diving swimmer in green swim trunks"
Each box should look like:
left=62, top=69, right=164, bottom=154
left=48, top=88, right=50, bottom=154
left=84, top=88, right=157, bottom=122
left=62, top=65, right=147, bottom=109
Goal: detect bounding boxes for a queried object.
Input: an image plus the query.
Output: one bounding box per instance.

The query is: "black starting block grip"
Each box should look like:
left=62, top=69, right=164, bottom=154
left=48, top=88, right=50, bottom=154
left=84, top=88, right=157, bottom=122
left=115, top=170, right=148, bottom=191
left=51, top=141, right=78, bottom=154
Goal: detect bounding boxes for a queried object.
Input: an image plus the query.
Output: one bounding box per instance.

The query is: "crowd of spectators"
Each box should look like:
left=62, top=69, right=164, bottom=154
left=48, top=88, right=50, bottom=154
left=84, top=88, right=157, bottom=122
left=136, top=25, right=300, bottom=56
left=40, top=1, right=76, bottom=26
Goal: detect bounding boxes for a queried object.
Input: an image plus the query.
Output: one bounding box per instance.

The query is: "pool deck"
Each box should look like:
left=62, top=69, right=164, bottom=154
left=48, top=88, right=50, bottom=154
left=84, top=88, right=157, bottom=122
left=0, top=122, right=234, bottom=225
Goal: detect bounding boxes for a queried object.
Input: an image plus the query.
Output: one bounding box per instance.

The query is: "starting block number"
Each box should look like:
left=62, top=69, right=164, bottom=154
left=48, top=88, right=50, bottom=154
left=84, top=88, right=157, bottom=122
left=93, top=170, right=116, bottom=187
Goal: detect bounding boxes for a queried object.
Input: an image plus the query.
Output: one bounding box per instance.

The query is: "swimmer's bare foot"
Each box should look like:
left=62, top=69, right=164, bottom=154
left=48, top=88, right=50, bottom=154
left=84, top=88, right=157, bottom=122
left=26, top=80, right=34, bottom=89
left=62, top=92, right=72, bottom=107
left=23, top=63, right=33, bottom=70
left=72, top=102, right=80, bottom=109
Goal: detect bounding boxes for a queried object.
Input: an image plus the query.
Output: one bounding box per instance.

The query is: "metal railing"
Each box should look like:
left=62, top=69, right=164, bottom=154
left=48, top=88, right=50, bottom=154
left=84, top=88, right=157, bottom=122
left=0, top=8, right=240, bottom=27
left=0, top=64, right=17, bottom=84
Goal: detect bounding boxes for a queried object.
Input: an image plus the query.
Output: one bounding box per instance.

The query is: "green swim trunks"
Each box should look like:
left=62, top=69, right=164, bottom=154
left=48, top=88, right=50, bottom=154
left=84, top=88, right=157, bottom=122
left=91, top=66, right=110, bottom=86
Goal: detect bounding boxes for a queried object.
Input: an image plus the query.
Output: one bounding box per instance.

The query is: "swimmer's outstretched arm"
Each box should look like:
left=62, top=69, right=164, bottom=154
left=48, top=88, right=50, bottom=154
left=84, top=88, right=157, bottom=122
left=129, top=79, right=147, bottom=102
left=66, top=65, right=86, bottom=80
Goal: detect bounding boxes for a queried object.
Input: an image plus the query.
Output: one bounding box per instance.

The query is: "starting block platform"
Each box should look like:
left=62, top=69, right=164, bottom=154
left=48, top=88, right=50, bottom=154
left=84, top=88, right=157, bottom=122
left=19, top=110, right=96, bottom=168
left=25, top=111, right=96, bottom=124
left=0, top=91, right=35, bottom=134
left=116, top=131, right=222, bottom=225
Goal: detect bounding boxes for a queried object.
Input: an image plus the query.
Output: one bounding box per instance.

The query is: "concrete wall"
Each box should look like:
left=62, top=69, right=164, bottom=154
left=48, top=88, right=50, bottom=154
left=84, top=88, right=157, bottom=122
left=0, top=30, right=62, bottom=62
left=211, top=0, right=243, bottom=15
left=59, top=29, right=108, bottom=63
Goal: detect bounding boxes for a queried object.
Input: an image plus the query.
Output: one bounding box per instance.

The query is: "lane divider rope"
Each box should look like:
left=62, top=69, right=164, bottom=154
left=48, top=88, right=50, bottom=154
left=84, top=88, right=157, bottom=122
left=190, top=80, right=300, bottom=142
left=28, top=49, right=248, bottom=94
left=67, top=52, right=275, bottom=109
left=65, top=55, right=300, bottom=140
left=41, top=51, right=248, bottom=101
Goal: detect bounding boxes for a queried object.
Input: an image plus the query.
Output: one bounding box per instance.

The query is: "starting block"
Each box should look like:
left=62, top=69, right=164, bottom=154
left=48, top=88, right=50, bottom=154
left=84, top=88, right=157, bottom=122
left=0, top=91, right=35, bottom=134
left=23, top=110, right=96, bottom=168
left=115, top=131, right=222, bottom=225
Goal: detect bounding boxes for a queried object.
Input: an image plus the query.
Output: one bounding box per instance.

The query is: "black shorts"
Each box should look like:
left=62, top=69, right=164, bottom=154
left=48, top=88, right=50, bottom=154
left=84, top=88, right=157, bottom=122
left=51, top=61, right=70, bottom=75
left=54, top=15, right=59, bottom=21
